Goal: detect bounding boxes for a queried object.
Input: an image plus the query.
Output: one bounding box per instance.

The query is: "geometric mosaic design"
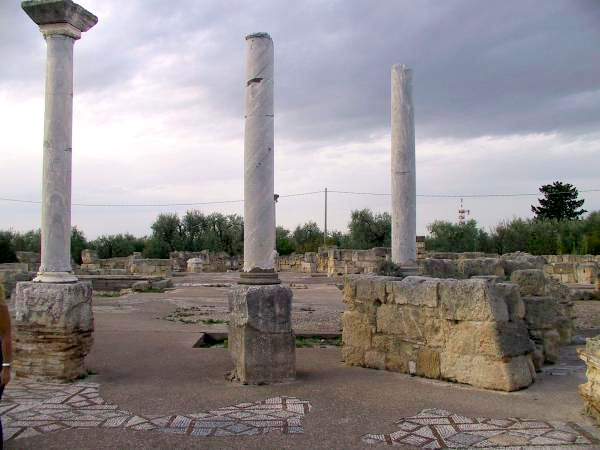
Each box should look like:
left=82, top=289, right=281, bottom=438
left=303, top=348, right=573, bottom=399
left=362, top=408, right=600, bottom=448
left=1, top=381, right=311, bottom=441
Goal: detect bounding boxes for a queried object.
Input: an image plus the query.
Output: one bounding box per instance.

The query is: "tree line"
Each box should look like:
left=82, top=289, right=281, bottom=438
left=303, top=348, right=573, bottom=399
left=1, top=182, right=597, bottom=262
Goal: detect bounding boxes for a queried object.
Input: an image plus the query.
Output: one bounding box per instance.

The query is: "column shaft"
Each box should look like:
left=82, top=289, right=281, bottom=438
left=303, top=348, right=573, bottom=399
left=391, top=65, right=416, bottom=265
left=36, top=34, right=77, bottom=282
left=243, top=33, right=275, bottom=274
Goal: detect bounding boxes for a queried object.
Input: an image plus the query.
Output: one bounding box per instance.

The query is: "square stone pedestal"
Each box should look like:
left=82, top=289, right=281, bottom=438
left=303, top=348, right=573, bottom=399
left=14, top=281, right=94, bottom=381
left=228, top=285, right=295, bottom=384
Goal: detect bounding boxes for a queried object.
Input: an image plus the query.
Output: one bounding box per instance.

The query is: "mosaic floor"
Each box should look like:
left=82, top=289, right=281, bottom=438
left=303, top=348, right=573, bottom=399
left=0, top=381, right=311, bottom=441
left=362, top=408, right=600, bottom=448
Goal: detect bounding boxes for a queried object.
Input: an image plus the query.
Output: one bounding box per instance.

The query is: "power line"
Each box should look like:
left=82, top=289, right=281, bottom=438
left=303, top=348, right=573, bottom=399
left=1, top=188, right=599, bottom=207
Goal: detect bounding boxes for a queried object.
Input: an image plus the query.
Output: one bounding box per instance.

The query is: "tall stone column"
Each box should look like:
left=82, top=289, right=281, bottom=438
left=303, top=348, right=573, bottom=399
left=391, top=64, right=417, bottom=267
left=22, top=0, right=97, bottom=283
left=229, top=33, right=295, bottom=385
left=240, top=32, right=279, bottom=285
left=16, top=0, right=97, bottom=381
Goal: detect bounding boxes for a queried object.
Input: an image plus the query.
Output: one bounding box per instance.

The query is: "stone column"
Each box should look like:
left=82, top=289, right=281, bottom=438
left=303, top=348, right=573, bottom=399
left=21, top=0, right=97, bottom=283
left=391, top=64, right=417, bottom=267
left=240, top=32, right=279, bottom=285
left=229, top=33, right=295, bottom=384
left=16, top=0, right=97, bottom=381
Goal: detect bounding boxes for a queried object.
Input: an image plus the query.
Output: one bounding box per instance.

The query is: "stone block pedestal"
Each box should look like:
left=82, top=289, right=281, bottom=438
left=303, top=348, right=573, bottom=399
left=580, top=336, right=600, bottom=424
left=228, top=285, right=295, bottom=384
left=14, top=281, right=93, bottom=381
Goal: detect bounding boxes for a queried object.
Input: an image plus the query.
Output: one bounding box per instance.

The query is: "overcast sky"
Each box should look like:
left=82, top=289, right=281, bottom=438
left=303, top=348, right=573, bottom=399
left=1, top=0, right=599, bottom=239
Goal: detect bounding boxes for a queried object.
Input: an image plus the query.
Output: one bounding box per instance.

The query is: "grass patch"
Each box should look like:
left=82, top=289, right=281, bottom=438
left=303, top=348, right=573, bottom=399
left=197, top=335, right=341, bottom=348
left=201, top=318, right=228, bottom=325
left=95, top=291, right=123, bottom=298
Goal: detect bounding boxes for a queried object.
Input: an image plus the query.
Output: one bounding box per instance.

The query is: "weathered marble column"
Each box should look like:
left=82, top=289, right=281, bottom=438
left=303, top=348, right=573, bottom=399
left=229, top=33, right=295, bottom=384
left=240, top=32, right=279, bottom=285
left=391, top=64, right=417, bottom=266
left=23, top=0, right=97, bottom=283
left=16, top=0, right=97, bottom=381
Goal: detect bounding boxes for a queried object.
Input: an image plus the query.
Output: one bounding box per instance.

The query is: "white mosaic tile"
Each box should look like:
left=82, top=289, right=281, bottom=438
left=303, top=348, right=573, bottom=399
left=1, top=381, right=311, bottom=442
left=362, top=408, right=600, bottom=448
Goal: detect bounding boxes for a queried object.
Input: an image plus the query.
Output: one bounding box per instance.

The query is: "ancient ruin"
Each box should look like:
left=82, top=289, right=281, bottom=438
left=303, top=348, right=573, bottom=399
left=342, top=275, right=536, bottom=391
left=580, top=336, right=600, bottom=424
left=14, top=0, right=97, bottom=381
left=228, top=32, right=295, bottom=384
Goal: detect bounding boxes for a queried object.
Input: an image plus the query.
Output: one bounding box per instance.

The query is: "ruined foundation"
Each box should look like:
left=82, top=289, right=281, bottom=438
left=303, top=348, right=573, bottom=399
left=579, top=336, right=600, bottom=424
left=342, top=275, right=536, bottom=391
left=228, top=285, right=295, bottom=384
left=14, top=282, right=94, bottom=381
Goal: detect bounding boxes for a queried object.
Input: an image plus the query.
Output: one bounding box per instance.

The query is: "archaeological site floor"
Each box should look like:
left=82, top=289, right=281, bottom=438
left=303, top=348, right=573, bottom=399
left=3, top=272, right=600, bottom=449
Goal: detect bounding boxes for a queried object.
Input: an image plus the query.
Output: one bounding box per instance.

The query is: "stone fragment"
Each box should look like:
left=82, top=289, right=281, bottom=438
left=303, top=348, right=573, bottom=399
left=228, top=285, right=295, bottom=384
left=392, top=276, right=439, bottom=308
left=510, top=269, right=546, bottom=296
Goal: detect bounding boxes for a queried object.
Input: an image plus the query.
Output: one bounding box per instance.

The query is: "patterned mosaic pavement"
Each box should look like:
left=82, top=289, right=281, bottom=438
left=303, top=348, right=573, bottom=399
left=0, top=381, right=311, bottom=441
left=362, top=408, right=600, bottom=448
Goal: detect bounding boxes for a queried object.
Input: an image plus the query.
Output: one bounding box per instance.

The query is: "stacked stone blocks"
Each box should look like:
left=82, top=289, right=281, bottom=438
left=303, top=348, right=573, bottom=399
left=14, top=282, right=93, bottom=381
left=342, top=275, right=536, bottom=391
left=228, top=285, right=295, bottom=384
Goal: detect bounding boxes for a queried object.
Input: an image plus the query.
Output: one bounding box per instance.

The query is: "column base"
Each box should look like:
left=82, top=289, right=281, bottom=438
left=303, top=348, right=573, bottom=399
left=14, top=281, right=93, bottom=381
left=399, top=265, right=420, bottom=277
left=239, top=269, right=281, bottom=285
left=228, top=285, right=295, bottom=384
left=33, top=271, right=78, bottom=283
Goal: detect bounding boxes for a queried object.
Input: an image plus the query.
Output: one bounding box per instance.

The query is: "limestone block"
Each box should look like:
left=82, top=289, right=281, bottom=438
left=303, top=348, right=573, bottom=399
left=576, top=263, right=598, bottom=284
left=493, top=282, right=526, bottom=321
left=228, top=285, right=295, bottom=384
left=364, top=349, right=386, bottom=370
left=457, top=258, right=505, bottom=278
left=510, top=269, right=546, bottom=296
left=81, top=249, right=97, bottom=265
left=522, top=296, right=564, bottom=330
left=341, top=310, right=373, bottom=365
left=446, top=320, right=533, bottom=359
left=416, top=347, right=441, bottom=379
left=438, top=278, right=509, bottom=322
left=392, top=276, right=439, bottom=308
left=14, top=281, right=93, bottom=381
left=501, top=252, right=545, bottom=275
left=440, top=353, right=534, bottom=391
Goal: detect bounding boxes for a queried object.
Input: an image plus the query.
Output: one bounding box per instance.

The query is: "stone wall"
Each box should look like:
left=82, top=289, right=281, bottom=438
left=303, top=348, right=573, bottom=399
left=328, top=248, right=391, bottom=277
left=79, top=249, right=172, bottom=277
left=510, top=269, right=574, bottom=370
left=341, top=275, right=536, bottom=391
left=543, top=254, right=600, bottom=286
left=579, top=336, right=600, bottom=424
left=179, top=251, right=242, bottom=273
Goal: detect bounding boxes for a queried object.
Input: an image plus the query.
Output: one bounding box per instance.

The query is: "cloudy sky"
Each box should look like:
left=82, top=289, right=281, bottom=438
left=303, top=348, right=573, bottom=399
left=1, top=0, right=599, bottom=239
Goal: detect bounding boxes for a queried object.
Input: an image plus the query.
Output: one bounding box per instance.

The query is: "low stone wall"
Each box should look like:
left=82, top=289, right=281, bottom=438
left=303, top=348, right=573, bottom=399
left=543, top=254, right=600, bottom=286
left=579, top=336, right=600, bottom=424
left=129, top=258, right=172, bottom=276
left=78, top=250, right=172, bottom=277
left=16, top=251, right=40, bottom=272
left=341, top=275, right=535, bottom=391
left=328, top=248, right=391, bottom=277
left=418, top=252, right=545, bottom=280
left=510, top=269, right=574, bottom=369
left=181, top=251, right=242, bottom=273
left=78, top=275, right=164, bottom=292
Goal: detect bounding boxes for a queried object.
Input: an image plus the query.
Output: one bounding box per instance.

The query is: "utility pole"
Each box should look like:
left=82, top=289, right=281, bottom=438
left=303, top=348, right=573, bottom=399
left=324, top=187, right=328, bottom=245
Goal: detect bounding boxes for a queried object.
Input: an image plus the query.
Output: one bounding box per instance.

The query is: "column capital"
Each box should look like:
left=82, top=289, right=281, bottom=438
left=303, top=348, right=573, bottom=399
left=22, top=0, right=97, bottom=38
